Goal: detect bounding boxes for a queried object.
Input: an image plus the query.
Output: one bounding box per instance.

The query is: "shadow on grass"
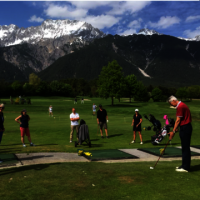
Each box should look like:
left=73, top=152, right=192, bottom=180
left=0, top=144, right=58, bottom=146
left=80, top=143, right=103, bottom=148
left=34, top=144, right=58, bottom=146
left=108, top=134, right=123, bottom=138
left=90, top=139, right=99, bottom=141
left=190, top=164, right=200, bottom=172
left=0, top=144, right=23, bottom=146
left=0, top=163, right=59, bottom=176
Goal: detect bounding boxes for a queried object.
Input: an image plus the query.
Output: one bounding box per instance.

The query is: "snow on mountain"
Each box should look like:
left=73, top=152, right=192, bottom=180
left=178, top=35, right=200, bottom=41
left=137, top=28, right=162, bottom=36
left=0, top=19, right=105, bottom=47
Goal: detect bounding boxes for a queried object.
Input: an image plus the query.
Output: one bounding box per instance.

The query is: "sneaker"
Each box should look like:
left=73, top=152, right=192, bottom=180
left=131, top=141, right=135, bottom=143
left=30, top=143, right=35, bottom=146
left=175, top=168, right=188, bottom=172
left=176, top=166, right=182, bottom=169
left=23, top=144, right=26, bottom=147
left=106, top=136, right=109, bottom=138
left=140, top=142, right=143, bottom=144
left=101, top=136, right=104, bottom=138
left=70, top=141, right=72, bottom=143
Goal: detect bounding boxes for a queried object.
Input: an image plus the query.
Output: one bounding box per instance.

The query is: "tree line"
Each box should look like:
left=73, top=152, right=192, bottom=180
left=0, top=60, right=199, bottom=104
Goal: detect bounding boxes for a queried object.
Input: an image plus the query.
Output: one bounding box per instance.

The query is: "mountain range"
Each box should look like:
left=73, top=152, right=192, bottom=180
left=0, top=19, right=200, bottom=87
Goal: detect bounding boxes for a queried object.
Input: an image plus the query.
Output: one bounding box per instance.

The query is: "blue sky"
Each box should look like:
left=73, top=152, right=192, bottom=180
left=0, top=1, right=200, bottom=38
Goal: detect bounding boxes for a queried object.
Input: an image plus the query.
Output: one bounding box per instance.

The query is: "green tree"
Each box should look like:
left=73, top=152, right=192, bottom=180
left=176, top=87, right=188, bottom=101
left=98, top=60, right=124, bottom=105
left=124, top=74, right=138, bottom=102
left=11, top=81, right=22, bottom=95
left=29, top=73, right=41, bottom=86
left=23, top=83, right=34, bottom=95
left=151, top=87, right=163, bottom=102
left=187, top=85, right=200, bottom=99
left=134, top=82, right=150, bottom=102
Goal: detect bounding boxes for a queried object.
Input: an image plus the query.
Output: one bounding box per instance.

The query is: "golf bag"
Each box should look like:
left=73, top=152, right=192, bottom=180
left=151, top=117, right=175, bottom=145
left=75, top=119, right=91, bottom=147
left=143, top=114, right=161, bottom=132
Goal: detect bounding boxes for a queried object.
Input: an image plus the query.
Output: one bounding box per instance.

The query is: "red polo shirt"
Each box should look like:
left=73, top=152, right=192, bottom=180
left=176, top=102, right=191, bottom=126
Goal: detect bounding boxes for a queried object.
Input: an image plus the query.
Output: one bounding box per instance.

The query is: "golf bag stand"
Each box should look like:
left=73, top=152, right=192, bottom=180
left=75, top=119, right=91, bottom=148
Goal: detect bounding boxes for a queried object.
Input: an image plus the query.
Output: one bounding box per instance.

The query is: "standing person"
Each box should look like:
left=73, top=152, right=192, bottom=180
left=0, top=104, right=5, bottom=163
left=49, top=105, right=53, bottom=117
left=81, top=97, right=84, bottom=104
left=15, top=109, right=35, bottom=147
left=92, top=103, right=97, bottom=116
left=168, top=95, right=192, bottom=172
left=131, top=109, right=143, bottom=144
left=97, top=104, right=109, bottom=138
left=69, top=108, right=80, bottom=143
left=74, top=97, right=77, bottom=104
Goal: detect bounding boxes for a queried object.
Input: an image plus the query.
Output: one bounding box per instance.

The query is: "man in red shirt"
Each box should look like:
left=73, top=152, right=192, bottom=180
left=168, top=95, right=192, bottom=172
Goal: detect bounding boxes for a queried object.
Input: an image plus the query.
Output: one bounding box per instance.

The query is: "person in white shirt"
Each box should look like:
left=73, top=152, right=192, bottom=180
left=49, top=105, right=53, bottom=117
left=92, top=103, right=97, bottom=116
left=69, top=108, right=80, bottom=143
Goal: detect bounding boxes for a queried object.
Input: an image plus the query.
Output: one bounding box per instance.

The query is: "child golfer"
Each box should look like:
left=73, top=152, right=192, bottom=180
left=131, top=109, right=143, bottom=144
left=15, top=109, right=35, bottom=147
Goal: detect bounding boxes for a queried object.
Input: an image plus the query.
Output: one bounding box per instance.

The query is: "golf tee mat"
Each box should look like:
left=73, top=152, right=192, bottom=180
left=137, top=147, right=200, bottom=158
left=82, top=149, right=138, bottom=161
left=0, top=154, right=20, bottom=167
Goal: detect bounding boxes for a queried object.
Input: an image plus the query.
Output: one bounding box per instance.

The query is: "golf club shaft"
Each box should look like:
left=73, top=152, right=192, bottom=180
left=153, top=140, right=170, bottom=168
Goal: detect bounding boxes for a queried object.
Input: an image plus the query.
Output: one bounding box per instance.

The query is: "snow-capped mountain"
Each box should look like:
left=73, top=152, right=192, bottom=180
left=137, top=28, right=162, bottom=35
left=0, top=19, right=105, bottom=47
left=178, top=35, right=200, bottom=41
left=0, top=19, right=105, bottom=72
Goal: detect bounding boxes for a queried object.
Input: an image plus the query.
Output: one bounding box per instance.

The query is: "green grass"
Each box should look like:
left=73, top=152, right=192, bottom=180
left=0, top=161, right=200, bottom=200
left=1, top=97, right=200, bottom=200
left=1, top=97, right=200, bottom=154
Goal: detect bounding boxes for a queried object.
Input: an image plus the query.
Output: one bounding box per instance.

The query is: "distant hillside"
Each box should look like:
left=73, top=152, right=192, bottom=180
left=39, top=34, right=200, bottom=87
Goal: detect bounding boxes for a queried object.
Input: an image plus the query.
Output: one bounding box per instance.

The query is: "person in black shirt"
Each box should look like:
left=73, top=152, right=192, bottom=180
left=97, top=104, right=109, bottom=138
left=0, top=104, right=5, bottom=163
left=15, top=109, right=35, bottom=147
left=131, top=109, right=143, bottom=144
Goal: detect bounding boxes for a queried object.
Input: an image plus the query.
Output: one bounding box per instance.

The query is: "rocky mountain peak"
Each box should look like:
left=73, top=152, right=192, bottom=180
left=138, top=28, right=162, bottom=35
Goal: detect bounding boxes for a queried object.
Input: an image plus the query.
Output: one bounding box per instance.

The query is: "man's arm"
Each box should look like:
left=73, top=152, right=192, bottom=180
left=169, top=116, right=181, bottom=140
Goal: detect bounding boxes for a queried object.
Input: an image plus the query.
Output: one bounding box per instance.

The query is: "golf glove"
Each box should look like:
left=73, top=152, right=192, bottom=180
left=107, top=120, right=109, bottom=123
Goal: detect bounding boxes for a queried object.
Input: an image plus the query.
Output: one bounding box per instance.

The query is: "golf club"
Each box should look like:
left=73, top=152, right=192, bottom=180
left=150, top=140, right=171, bottom=169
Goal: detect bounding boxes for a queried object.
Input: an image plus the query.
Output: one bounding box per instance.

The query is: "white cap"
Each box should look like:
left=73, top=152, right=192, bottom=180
left=135, top=109, right=139, bottom=112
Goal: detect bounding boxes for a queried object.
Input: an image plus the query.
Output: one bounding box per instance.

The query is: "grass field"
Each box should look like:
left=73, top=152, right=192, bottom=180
left=1, top=97, right=200, bottom=200
left=1, top=96, right=200, bottom=154
left=1, top=161, right=200, bottom=200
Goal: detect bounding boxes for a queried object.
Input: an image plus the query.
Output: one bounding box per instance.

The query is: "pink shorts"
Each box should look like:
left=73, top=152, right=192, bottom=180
left=20, top=127, right=30, bottom=137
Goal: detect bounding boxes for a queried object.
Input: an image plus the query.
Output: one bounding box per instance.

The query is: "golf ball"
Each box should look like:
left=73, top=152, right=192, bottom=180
left=150, top=167, right=154, bottom=169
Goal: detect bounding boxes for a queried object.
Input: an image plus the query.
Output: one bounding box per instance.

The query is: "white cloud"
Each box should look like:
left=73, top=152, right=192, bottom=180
left=186, top=15, right=200, bottom=23
left=44, top=4, right=88, bottom=19
left=183, top=26, right=200, bottom=38
left=148, top=16, right=180, bottom=29
left=28, top=15, right=44, bottom=23
left=71, top=1, right=110, bottom=10
left=128, top=18, right=143, bottom=29
left=106, top=1, right=151, bottom=15
left=117, top=28, right=137, bottom=36
left=82, top=15, right=120, bottom=29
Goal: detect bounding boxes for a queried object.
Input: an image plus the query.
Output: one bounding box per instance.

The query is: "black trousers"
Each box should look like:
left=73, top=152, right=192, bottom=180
left=179, top=123, right=192, bottom=171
